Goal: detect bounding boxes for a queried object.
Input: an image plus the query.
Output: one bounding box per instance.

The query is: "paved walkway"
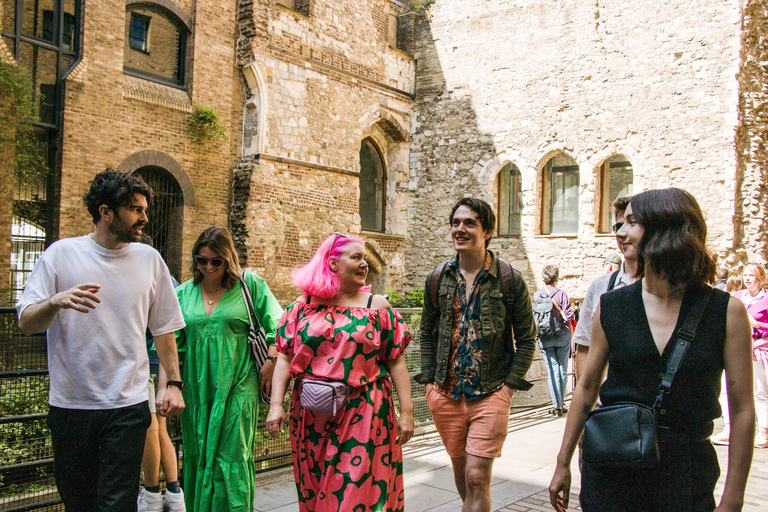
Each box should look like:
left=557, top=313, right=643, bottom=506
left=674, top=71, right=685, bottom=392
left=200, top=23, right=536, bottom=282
left=253, top=407, right=768, bottom=512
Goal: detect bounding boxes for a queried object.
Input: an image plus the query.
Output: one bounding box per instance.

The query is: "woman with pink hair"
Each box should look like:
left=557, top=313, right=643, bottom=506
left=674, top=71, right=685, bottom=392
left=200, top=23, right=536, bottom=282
left=266, top=233, right=414, bottom=512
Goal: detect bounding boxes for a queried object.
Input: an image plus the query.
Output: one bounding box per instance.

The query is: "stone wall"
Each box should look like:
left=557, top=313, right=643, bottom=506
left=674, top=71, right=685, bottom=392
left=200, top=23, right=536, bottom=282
left=407, top=0, right=744, bottom=299
left=235, top=0, right=415, bottom=303
left=736, top=0, right=768, bottom=263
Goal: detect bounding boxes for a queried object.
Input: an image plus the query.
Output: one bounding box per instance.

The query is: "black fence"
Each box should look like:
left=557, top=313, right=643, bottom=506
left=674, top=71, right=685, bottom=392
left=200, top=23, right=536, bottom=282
left=0, top=307, right=556, bottom=511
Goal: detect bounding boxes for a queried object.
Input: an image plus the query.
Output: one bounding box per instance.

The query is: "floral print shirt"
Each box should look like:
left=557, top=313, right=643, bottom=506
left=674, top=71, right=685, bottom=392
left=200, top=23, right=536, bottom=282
left=437, top=252, right=502, bottom=400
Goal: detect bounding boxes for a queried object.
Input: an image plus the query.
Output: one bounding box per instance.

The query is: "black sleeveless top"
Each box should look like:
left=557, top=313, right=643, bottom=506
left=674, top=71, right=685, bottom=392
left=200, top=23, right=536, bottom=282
left=599, top=281, right=730, bottom=442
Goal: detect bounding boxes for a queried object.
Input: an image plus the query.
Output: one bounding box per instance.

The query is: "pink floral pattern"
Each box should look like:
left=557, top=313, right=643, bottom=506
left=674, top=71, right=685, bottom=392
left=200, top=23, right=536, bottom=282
left=275, top=303, right=411, bottom=512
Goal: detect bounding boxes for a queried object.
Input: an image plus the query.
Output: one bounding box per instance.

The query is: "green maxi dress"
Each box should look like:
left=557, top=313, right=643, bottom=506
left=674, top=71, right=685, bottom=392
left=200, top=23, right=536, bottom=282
left=175, top=271, right=283, bottom=512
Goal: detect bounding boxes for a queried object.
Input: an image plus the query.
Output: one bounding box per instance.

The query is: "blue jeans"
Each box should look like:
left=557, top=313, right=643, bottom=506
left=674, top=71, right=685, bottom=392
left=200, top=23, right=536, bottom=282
left=539, top=330, right=571, bottom=409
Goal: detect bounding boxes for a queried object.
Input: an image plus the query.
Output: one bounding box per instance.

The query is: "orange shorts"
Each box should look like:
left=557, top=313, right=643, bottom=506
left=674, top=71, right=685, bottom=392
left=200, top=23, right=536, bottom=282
left=426, top=385, right=511, bottom=459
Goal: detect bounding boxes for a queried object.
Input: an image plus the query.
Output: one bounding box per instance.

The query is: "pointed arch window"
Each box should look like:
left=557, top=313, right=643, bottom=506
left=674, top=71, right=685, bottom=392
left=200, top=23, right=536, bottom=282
left=359, top=139, right=385, bottom=233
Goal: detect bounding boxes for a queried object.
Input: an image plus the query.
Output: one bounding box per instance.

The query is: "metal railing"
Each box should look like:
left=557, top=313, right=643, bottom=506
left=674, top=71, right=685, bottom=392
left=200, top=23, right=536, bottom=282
left=0, top=307, right=555, bottom=510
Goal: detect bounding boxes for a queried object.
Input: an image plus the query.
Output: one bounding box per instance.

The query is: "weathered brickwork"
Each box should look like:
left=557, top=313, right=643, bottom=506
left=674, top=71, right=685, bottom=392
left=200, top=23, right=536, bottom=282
left=52, top=0, right=242, bottom=283
left=406, top=0, right=749, bottom=298
left=736, top=0, right=768, bottom=263
left=234, top=0, right=415, bottom=303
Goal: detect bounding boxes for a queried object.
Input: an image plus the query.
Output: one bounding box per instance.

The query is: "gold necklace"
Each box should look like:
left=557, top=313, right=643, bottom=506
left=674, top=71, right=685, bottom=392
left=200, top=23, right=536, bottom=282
left=202, top=284, right=223, bottom=305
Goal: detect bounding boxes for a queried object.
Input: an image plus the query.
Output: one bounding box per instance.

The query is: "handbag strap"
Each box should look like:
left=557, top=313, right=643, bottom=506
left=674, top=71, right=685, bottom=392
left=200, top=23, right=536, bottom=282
left=653, top=286, right=713, bottom=410
left=239, top=270, right=264, bottom=334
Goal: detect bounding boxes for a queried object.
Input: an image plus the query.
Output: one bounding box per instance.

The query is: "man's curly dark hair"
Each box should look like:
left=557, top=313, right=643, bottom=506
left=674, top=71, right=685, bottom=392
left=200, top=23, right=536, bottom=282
left=83, top=169, right=153, bottom=224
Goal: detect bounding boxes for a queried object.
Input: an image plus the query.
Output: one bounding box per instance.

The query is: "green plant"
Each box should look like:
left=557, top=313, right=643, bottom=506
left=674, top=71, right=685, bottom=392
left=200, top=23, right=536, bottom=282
left=0, top=59, right=48, bottom=186
left=386, top=287, right=425, bottom=308
left=187, top=106, right=228, bottom=144
left=408, top=0, right=435, bottom=13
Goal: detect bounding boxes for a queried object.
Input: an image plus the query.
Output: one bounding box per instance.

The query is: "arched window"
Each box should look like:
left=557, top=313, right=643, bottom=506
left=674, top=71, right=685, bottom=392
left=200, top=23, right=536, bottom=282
left=541, top=153, right=579, bottom=235
left=133, top=166, right=184, bottom=279
left=359, top=139, right=385, bottom=233
left=123, top=5, right=187, bottom=87
left=599, top=155, right=633, bottom=233
left=497, top=163, right=523, bottom=236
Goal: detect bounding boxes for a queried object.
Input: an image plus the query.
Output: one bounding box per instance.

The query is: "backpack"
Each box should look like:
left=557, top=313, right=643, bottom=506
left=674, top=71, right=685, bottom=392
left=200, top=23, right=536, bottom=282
left=533, top=287, right=563, bottom=339
left=427, top=259, right=517, bottom=310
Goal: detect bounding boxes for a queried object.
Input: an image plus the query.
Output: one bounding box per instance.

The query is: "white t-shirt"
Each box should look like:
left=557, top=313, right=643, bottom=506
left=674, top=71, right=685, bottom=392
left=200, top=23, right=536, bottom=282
left=15, top=235, right=186, bottom=409
left=572, top=263, right=634, bottom=348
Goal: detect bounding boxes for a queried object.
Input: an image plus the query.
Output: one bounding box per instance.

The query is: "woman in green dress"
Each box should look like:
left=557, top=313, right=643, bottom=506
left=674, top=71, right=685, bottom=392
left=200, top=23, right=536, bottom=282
left=171, top=227, right=283, bottom=512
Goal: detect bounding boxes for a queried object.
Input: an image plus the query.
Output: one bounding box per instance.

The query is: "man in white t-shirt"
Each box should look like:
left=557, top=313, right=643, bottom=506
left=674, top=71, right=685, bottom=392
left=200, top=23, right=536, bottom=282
left=16, top=169, right=186, bottom=512
left=573, top=196, right=639, bottom=380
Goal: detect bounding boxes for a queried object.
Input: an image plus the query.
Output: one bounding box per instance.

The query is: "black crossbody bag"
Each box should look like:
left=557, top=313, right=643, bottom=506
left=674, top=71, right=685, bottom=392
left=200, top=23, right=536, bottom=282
left=582, top=287, right=712, bottom=468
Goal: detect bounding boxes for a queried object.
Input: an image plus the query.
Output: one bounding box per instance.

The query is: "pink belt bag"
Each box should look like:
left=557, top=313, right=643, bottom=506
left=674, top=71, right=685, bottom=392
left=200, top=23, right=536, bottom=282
left=300, top=378, right=348, bottom=415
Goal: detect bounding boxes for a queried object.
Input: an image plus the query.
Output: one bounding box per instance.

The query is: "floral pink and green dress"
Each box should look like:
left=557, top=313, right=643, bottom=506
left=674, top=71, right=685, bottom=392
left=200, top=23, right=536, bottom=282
left=275, top=302, right=412, bottom=512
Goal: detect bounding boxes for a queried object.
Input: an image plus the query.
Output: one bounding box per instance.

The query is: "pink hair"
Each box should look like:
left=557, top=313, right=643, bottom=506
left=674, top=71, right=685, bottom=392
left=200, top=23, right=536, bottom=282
left=291, top=234, right=372, bottom=299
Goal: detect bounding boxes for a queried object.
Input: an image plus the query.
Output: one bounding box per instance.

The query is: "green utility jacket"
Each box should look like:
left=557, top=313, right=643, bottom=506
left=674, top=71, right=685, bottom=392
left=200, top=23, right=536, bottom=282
left=415, top=251, right=536, bottom=392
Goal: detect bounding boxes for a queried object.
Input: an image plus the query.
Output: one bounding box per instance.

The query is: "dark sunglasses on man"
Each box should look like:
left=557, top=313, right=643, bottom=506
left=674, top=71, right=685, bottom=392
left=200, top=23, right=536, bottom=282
left=612, top=222, right=623, bottom=234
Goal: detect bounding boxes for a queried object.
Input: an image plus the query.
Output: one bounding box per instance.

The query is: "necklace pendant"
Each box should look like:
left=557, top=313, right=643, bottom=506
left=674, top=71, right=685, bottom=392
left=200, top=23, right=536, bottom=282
left=208, top=299, right=213, bottom=305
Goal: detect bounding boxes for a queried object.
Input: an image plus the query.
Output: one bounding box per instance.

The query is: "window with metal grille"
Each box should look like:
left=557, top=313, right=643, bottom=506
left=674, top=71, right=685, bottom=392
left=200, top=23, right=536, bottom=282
left=133, top=166, right=184, bottom=280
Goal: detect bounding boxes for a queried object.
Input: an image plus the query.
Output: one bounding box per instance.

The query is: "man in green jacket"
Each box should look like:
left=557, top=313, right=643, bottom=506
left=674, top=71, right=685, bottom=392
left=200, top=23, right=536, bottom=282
left=417, top=197, right=536, bottom=512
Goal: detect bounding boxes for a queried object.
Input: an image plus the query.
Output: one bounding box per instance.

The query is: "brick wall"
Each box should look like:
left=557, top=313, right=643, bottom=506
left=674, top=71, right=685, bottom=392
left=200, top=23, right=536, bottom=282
left=234, top=0, right=415, bottom=303
left=55, top=0, right=242, bottom=284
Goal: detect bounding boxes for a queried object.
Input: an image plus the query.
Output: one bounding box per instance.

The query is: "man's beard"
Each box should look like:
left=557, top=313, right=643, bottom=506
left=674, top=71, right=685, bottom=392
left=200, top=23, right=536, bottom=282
left=109, top=216, right=144, bottom=243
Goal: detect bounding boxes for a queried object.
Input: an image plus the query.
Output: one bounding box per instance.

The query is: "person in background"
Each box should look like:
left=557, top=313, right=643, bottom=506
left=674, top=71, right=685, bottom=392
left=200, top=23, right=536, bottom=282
left=549, top=188, right=754, bottom=512
left=173, top=227, right=283, bottom=512
left=534, top=265, right=575, bottom=416
left=712, top=262, right=768, bottom=449
left=726, top=274, right=744, bottom=295
left=573, top=196, right=638, bottom=382
left=603, top=253, right=622, bottom=273
left=267, top=232, right=414, bottom=512
left=137, top=235, right=185, bottom=512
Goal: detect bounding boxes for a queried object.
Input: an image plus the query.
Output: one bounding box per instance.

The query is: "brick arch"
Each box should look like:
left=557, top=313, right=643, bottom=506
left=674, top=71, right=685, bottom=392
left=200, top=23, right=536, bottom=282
left=116, top=150, right=195, bottom=206
left=126, top=0, right=193, bottom=32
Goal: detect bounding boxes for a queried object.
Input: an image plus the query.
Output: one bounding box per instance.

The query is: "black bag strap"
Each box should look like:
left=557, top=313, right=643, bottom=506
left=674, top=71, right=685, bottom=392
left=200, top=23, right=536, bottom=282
left=239, top=271, right=266, bottom=343
left=607, top=270, right=620, bottom=291
left=653, top=286, right=713, bottom=410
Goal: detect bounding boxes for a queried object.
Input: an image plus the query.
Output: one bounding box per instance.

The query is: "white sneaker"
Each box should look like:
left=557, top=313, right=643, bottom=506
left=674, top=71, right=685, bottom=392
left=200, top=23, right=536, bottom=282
left=137, top=488, right=163, bottom=512
left=163, top=488, right=186, bottom=512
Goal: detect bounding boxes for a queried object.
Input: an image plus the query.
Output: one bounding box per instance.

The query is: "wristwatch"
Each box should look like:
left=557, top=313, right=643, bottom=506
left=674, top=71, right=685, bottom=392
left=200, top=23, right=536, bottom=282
left=167, top=380, right=184, bottom=390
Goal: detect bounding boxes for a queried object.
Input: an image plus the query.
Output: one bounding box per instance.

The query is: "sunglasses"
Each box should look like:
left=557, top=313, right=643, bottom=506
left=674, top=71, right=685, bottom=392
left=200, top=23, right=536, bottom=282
left=327, top=232, right=348, bottom=260
left=194, top=255, right=225, bottom=267
left=612, top=222, right=624, bottom=234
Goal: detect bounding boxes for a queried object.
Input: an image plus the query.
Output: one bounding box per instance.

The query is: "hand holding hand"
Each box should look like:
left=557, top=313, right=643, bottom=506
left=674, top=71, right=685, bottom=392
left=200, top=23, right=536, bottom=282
left=52, top=283, right=101, bottom=313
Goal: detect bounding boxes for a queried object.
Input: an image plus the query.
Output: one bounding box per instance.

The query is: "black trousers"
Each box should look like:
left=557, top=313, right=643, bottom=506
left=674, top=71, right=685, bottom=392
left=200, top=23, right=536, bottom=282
left=48, top=401, right=151, bottom=512
left=580, top=441, right=720, bottom=512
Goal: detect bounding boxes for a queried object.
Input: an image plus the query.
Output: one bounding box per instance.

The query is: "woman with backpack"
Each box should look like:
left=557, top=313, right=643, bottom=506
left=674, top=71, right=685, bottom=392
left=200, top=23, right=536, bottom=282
left=533, top=265, right=575, bottom=417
